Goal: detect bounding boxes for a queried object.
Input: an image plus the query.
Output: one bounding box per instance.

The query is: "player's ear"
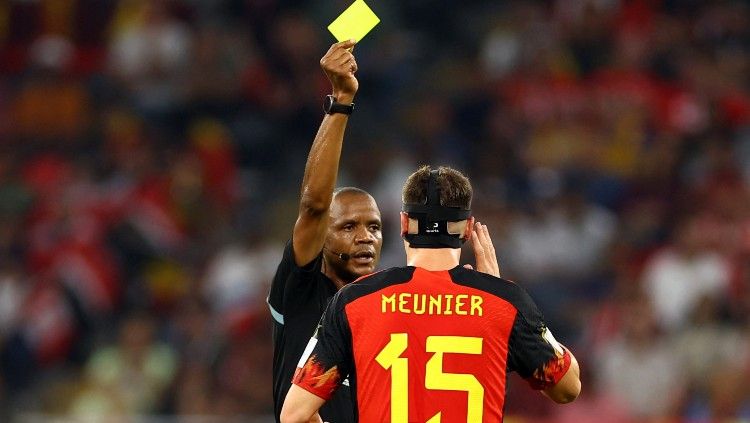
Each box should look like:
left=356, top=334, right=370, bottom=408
left=463, top=216, right=475, bottom=240
left=400, top=212, right=409, bottom=237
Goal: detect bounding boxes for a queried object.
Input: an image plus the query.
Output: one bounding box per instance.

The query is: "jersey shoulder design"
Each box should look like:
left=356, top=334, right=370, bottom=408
left=335, top=266, right=416, bottom=309
left=448, top=267, right=544, bottom=324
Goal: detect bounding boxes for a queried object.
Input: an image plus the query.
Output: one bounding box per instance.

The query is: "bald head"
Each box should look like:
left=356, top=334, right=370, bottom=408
left=333, top=186, right=372, bottom=198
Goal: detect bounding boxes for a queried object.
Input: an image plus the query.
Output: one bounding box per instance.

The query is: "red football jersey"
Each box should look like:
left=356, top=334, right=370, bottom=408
left=293, top=266, right=571, bottom=422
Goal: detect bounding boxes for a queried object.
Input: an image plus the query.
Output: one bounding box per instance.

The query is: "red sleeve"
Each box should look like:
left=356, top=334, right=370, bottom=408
left=526, top=346, right=572, bottom=390
left=292, top=354, right=342, bottom=401
left=291, top=288, right=353, bottom=401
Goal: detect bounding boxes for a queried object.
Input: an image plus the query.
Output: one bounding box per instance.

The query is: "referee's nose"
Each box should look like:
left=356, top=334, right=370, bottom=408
left=354, top=225, right=376, bottom=244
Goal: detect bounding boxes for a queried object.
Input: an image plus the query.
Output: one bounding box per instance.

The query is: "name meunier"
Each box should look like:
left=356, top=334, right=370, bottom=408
left=381, top=293, right=483, bottom=316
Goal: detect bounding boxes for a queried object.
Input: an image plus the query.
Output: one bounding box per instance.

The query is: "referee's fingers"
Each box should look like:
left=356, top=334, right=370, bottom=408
left=336, top=39, right=356, bottom=49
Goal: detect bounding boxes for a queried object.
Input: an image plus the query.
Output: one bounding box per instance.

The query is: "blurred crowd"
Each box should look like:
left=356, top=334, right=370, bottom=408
left=0, top=0, right=749, bottom=421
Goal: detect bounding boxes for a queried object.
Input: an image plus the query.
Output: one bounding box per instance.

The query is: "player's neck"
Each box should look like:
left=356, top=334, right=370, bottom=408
left=404, top=245, right=461, bottom=271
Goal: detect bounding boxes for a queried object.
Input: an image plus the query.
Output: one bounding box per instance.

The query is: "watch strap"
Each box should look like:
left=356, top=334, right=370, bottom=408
left=324, top=95, right=355, bottom=115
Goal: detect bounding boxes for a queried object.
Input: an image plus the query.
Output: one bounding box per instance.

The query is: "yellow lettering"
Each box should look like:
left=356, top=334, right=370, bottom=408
left=382, top=294, right=396, bottom=313
left=413, top=294, right=426, bottom=315
left=444, top=294, right=453, bottom=315
left=384, top=293, right=484, bottom=317
left=398, top=293, right=411, bottom=314
left=429, top=295, right=441, bottom=315
left=470, top=296, right=483, bottom=316
left=455, top=294, right=468, bottom=315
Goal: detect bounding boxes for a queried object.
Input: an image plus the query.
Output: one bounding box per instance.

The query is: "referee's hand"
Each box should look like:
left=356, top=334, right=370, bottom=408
left=464, top=221, right=501, bottom=277
left=320, top=39, right=358, bottom=104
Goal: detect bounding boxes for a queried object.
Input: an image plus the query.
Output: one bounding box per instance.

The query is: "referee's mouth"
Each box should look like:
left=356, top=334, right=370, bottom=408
left=351, top=250, right=375, bottom=266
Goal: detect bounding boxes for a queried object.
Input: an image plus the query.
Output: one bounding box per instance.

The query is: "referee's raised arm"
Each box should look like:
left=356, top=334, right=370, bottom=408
left=271, top=39, right=379, bottom=423
left=293, top=39, right=358, bottom=267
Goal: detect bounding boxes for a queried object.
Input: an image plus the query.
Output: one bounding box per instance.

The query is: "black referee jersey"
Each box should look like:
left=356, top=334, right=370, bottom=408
left=268, top=240, right=355, bottom=423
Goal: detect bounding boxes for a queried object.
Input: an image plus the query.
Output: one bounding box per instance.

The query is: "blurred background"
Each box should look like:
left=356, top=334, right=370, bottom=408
left=0, top=0, right=749, bottom=421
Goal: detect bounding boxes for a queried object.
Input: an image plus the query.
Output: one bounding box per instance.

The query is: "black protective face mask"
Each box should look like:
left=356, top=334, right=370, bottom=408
left=402, top=169, right=471, bottom=249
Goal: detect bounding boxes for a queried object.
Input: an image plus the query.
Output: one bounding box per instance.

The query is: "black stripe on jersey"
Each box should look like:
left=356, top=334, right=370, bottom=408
left=334, top=267, right=417, bottom=309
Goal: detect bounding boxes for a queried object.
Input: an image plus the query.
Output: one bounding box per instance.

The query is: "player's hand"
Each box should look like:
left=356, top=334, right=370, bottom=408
left=464, top=221, right=501, bottom=277
left=320, top=39, right=358, bottom=104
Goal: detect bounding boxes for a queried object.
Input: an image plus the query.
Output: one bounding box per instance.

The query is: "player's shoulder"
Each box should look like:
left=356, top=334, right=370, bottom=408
left=354, top=266, right=415, bottom=286
left=448, top=267, right=538, bottom=313
left=448, top=266, right=522, bottom=292
left=335, top=266, right=416, bottom=305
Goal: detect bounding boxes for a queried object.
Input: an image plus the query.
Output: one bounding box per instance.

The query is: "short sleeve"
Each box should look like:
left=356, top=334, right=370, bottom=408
left=267, top=239, right=322, bottom=323
left=506, top=289, right=571, bottom=390
left=292, top=289, right=353, bottom=400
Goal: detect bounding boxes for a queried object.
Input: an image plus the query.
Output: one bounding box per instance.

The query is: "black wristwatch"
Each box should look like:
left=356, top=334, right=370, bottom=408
left=323, top=95, right=355, bottom=115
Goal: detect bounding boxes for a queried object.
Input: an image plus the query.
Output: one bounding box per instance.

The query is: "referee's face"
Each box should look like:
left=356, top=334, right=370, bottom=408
left=325, top=192, right=383, bottom=283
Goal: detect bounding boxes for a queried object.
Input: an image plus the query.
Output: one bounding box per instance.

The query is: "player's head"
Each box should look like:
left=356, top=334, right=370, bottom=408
left=401, top=165, right=474, bottom=249
left=323, top=187, right=383, bottom=283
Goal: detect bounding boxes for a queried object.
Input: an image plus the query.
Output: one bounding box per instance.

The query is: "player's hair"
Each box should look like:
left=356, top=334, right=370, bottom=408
left=402, top=165, right=472, bottom=210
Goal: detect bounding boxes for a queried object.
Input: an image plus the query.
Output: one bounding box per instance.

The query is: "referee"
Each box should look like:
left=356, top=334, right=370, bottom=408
left=268, top=40, right=383, bottom=423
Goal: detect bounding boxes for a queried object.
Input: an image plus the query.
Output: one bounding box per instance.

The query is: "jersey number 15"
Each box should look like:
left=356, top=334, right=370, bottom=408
left=375, top=333, right=484, bottom=423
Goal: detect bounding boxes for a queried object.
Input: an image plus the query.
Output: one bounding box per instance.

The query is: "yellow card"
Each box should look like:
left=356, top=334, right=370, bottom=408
left=327, top=0, right=380, bottom=43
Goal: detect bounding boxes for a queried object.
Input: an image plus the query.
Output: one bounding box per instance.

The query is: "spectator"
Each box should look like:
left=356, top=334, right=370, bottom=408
left=69, top=313, right=177, bottom=417
left=642, top=217, right=733, bottom=331
left=594, top=292, right=684, bottom=420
